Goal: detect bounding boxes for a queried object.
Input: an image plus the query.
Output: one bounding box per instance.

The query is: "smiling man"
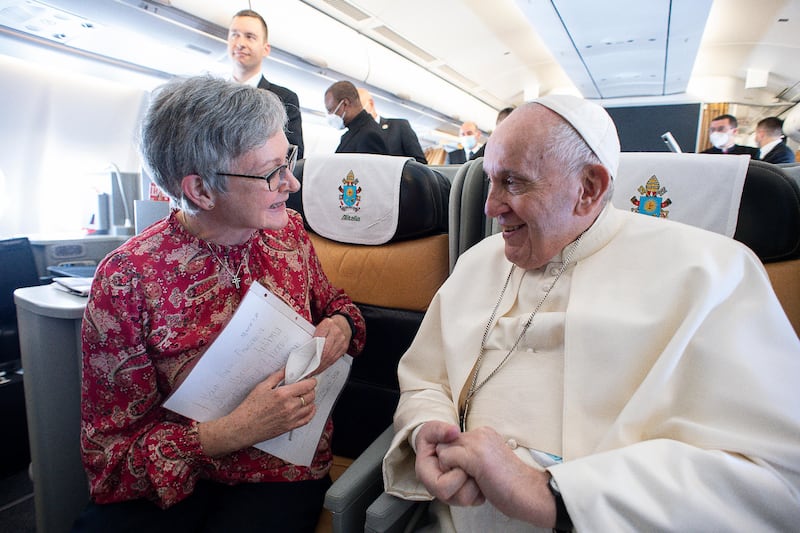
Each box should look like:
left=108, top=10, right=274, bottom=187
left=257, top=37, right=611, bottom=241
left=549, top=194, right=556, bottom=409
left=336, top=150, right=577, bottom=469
left=228, top=9, right=304, bottom=158
left=382, top=95, right=800, bottom=531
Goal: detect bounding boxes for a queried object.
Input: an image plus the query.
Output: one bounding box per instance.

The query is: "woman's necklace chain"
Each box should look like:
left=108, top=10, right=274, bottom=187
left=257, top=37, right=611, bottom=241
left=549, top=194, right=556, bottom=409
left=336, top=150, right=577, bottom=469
left=206, top=243, right=248, bottom=289
left=459, top=233, right=585, bottom=432
left=181, top=211, right=250, bottom=290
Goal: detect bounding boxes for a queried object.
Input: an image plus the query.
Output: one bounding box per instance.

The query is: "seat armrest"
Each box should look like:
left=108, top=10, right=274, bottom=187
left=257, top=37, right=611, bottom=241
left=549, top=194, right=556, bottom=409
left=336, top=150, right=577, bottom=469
left=324, top=425, right=394, bottom=532
left=365, top=492, right=428, bottom=533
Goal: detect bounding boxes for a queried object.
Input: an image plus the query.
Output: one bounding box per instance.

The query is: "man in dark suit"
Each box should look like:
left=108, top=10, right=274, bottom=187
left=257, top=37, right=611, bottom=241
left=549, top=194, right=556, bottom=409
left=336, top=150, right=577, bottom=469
left=324, top=81, right=389, bottom=155
left=358, top=88, right=427, bottom=164
left=228, top=10, right=305, bottom=158
left=446, top=121, right=484, bottom=164
left=700, top=114, right=758, bottom=157
left=755, top=117, right=796, bottom=164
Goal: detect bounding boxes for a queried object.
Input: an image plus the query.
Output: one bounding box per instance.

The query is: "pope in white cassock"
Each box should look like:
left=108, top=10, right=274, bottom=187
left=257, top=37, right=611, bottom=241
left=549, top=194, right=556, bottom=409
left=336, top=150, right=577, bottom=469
left=382, top=95, right=800, bottom=532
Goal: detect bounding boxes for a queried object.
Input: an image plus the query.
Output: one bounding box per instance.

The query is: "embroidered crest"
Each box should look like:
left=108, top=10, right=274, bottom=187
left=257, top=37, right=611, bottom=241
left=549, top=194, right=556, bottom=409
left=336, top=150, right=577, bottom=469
left=630, top=175, right=672, bottom=218
left=338, top=170, right=362, bottom=212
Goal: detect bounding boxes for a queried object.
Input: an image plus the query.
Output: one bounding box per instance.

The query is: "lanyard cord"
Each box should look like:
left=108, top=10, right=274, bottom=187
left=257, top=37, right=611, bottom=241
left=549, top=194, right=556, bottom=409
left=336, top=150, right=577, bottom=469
left=459, top=233, right=584, bottom=432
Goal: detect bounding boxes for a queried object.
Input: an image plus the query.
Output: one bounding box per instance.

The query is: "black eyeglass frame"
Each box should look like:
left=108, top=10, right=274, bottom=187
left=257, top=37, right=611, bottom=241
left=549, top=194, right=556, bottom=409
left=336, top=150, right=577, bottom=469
left=216, top=144, right=298, bottom=191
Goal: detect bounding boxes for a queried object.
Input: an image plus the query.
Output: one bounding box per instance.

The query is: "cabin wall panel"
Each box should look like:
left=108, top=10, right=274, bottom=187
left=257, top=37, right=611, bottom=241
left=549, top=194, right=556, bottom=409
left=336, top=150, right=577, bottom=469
left=606, top=103, right=702, bottom=154
left=0, top=55, right=147, bottom=236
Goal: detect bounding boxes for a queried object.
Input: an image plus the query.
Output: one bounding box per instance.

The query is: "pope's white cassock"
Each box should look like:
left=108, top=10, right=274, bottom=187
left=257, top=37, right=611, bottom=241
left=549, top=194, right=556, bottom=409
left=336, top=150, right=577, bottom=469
left=383, top=205, right=800, bottom=532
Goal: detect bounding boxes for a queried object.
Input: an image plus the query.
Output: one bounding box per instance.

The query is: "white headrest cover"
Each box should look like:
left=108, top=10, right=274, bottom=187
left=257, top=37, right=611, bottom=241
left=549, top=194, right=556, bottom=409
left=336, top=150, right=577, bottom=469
left=301, top=154, right=410, bottom=245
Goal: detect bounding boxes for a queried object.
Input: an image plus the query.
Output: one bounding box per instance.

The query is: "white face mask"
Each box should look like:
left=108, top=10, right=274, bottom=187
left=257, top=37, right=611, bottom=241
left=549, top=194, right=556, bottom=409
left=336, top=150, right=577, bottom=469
left=327, top=100, right=345, bottom=130
left=460, top=134, right=477, bottom=150
left=709, top=131, right=730, bottom=149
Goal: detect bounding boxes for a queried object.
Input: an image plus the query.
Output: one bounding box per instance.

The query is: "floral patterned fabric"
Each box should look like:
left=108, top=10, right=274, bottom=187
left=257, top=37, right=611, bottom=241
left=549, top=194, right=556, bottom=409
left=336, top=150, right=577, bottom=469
left=80, top=209, right=365, bottom=508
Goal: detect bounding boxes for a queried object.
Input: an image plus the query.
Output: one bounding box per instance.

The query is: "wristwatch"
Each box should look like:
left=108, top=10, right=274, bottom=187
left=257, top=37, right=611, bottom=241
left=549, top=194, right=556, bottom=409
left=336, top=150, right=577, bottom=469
left=547, top=475, right=573, bottom=533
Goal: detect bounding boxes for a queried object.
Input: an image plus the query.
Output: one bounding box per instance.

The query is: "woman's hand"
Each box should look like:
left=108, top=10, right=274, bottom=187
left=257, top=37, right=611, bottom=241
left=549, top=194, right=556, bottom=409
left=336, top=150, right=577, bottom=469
left=198, top=368, right=317, bottom=457
left=312, top=314, right=352, bottom=374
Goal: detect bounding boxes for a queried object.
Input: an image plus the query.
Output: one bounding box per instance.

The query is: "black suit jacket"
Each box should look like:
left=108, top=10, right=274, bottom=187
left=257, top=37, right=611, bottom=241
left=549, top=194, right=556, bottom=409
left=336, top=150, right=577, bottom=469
left=446, top=145, right=483, bottom=164
left=446, top=149, right=467, bottom=165
left=761, top=142, right=796, bottom=164
left=379, top=117, right=427, bottom=164
left=701, top=144, right=758, bottom=157
left=257, top=76, right=304, bottom=159
left=336, top=110, right=389, bottom=155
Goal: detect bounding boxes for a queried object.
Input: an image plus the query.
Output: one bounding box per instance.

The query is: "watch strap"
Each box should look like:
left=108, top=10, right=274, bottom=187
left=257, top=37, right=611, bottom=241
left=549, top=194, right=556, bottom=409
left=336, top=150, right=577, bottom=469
left=548, top=475, right=573, bottom=533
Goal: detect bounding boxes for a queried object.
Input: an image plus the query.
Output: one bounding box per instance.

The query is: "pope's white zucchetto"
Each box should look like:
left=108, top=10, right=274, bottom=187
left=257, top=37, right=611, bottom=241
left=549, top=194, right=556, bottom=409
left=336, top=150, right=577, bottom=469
left=533, top=94, right=621, bottom=179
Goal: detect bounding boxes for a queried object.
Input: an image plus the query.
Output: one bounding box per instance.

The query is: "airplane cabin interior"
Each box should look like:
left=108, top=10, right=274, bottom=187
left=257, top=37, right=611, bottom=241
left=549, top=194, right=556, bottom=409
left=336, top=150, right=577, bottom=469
left=1, top=1, right=799, bottom=532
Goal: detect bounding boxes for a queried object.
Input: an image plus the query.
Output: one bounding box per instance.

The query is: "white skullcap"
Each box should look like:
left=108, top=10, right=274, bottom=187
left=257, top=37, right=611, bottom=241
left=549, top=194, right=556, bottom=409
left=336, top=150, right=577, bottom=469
left=533, top=94, right=620, bottom=179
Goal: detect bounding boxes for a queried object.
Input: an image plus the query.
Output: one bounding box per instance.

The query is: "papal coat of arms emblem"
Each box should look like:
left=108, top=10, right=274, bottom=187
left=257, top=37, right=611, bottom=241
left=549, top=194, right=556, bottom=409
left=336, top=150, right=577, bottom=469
left=630, top=175, right=672, bottom=218
left=338, top=170, right=362, bottom=212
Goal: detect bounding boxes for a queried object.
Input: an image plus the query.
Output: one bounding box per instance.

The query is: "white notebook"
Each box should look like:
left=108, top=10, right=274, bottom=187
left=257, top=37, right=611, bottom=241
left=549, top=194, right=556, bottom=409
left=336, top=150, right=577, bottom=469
left=163, top=281, right=352, bottom=466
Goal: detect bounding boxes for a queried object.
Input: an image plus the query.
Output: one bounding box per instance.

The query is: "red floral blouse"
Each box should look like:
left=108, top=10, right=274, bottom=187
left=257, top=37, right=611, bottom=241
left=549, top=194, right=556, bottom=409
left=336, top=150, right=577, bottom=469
left=80, top=210, right=365, bottom=508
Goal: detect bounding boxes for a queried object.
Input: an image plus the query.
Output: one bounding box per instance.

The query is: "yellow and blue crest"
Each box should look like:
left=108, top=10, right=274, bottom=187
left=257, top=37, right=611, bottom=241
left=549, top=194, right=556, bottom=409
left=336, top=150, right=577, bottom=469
left=338, top=170, right=362, bottom=212
left=630, top=175, right=672, bottom=218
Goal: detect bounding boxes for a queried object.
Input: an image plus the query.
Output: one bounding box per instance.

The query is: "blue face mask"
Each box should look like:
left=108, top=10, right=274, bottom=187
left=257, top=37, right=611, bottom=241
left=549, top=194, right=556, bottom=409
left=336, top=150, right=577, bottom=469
left=327, top=100, right=345, bottom=130
left=460, top=135, right=477, bottom=150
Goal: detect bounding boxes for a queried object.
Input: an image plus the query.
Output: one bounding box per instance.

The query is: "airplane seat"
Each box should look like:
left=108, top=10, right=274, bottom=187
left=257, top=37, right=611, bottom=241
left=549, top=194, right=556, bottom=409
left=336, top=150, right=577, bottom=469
left=426, top=164, right=462, bottom=184
left=335, top=153, right=800, bottom=533
left=0, top=237, right=42, bottom=369
left=357, top=157, right=498, bottom=532
left=0, top=237, right=41, bottom=477
left=447, top=157, right=500, bottom=273
left=613, top=154, right=799, bottom=335
left=734, top=160, right=800, bottom=335
left=286, top=154, right=450, bottom=533
left=314, top=157, right=498, bottom=533
left=777, top=162, right=800, bottom=189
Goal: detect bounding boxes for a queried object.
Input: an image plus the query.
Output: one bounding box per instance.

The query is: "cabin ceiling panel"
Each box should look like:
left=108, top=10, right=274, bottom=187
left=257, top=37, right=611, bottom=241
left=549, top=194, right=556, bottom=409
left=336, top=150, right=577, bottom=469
left=695, top=0, right=800, bottom=102
left=2, top=0, right=798, bottom=131
left=311, top=0, right=547, bottom=109
left=515, top=0, right=712, bottom=99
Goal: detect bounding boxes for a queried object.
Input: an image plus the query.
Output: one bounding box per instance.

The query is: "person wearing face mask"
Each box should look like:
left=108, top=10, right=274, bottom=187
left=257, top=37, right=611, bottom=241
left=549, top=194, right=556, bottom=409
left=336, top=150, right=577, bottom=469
left=447, top=121, right=484, bottom=164
left=469, top=107, right=516, bottom=160
left=700, top=114, right=758, bottom=156
left=227, top=10, right=305, bottom=159
left=324, top=81, right=389, bottom=156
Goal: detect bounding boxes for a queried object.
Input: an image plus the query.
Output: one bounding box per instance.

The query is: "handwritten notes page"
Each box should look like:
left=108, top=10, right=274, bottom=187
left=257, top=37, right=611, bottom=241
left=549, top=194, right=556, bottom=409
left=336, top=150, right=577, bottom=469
left=163, top=282, right=352, bottom=466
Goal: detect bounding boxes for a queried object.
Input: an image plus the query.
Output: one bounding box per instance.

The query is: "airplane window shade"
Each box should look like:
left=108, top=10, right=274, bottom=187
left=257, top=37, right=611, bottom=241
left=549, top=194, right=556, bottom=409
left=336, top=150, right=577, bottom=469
left=0, top=56, right=146, bottom=236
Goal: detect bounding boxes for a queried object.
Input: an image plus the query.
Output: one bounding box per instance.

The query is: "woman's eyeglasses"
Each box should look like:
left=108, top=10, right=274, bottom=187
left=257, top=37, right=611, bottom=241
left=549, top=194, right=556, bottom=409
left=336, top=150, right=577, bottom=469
left=216, top=144, right=298, bottom=191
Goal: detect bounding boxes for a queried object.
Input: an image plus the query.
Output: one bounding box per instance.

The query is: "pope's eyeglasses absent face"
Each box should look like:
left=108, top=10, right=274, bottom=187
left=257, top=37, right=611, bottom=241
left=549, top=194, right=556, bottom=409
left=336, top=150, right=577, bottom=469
left=216, top=145, right=298, bottom=191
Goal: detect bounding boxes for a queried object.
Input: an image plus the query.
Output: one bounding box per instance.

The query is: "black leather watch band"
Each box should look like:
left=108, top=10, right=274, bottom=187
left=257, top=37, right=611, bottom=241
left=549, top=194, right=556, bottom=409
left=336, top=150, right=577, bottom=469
left=548, top=475, right=573, bottom=533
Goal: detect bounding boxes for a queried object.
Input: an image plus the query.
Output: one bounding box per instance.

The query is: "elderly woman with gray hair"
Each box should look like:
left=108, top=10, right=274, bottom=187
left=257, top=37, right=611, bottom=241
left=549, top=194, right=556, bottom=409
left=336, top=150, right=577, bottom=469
left=73, top=76, right=365, bottom=532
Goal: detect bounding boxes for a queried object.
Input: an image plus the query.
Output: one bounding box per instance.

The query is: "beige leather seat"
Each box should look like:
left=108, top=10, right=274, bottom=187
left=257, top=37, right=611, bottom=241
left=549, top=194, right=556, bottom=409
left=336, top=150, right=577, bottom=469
left=286, top=155, right=451, bottom=532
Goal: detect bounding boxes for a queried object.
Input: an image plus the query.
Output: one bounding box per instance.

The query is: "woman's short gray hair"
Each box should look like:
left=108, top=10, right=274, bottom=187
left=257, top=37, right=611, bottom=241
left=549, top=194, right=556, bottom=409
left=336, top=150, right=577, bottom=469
left=140, top=75, right=287, bottom=213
